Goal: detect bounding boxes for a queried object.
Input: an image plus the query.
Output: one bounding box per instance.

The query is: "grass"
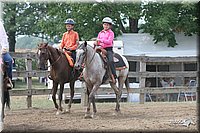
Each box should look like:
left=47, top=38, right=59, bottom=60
left=9, top=77, right=51, bottom=109
left=13, top=77, right=48, bottom=90
left=10, top=95, right=54, bottom=110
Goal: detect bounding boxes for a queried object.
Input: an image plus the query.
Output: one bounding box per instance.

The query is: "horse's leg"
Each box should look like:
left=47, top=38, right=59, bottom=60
left=110, top=82, right=121, bottom=113
left=85, top=84, right=99, bottom=119
left=116, top=76, right=126, bottom=112
left=52, top=81, right=59, bottom=113
left=91, top=93, right=97, bottom=115
left=58, top=83, right=64, bottom=114
left=66, top=81, right=75, bottom=113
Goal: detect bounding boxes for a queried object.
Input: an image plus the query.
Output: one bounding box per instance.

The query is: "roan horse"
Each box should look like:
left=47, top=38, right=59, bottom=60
left=75, top=41, right=130, bottom=118
left=37, top=42, right=80, bottom=115
left=1, top=60, right=13, bottom=119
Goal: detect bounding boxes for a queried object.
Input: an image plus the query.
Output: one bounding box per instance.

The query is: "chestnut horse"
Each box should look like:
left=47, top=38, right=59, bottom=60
left=37, top=43, right=81, bottom=115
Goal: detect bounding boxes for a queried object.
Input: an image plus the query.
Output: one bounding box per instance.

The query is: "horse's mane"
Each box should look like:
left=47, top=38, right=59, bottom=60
left=77, top=41, right=94, bottom=50
left=46, top=44, right=62, bottom=56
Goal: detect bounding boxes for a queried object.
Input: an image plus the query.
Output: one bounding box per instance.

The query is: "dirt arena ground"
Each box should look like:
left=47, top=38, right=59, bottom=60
left=2, top=98, right=198, bottom=133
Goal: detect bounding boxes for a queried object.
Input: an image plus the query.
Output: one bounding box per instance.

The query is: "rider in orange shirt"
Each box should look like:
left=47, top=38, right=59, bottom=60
left=60, top=18, right=79, bottom=62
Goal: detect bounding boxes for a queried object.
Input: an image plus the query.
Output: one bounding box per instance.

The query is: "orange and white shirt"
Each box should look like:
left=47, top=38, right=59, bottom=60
left=60, top=30, right=79, bottom=50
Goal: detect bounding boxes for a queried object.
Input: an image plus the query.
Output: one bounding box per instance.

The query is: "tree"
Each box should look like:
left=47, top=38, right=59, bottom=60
left=140, top=2, right=198, bottom=47
left=38, top=2, right=142, bottom=40
left=3, top=3, right=46, bottom=52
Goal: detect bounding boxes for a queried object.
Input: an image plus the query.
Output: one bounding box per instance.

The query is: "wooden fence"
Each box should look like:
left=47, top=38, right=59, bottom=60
left=9, top=52, right=198, bottom=108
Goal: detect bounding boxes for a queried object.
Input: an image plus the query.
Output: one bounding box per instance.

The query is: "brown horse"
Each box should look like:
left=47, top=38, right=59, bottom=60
left=37, top=42, right=81, bottom=115
left=1, top=61, right=13, bottom=119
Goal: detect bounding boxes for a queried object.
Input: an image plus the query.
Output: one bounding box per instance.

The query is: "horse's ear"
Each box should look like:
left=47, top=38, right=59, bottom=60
left=84, top=41, right=87, bottom=47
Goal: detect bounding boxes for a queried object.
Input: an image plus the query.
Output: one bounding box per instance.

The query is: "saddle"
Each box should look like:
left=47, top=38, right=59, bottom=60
left=95, top=48, right=127, bottom=84
left=95, top=47, right=127, bottom=70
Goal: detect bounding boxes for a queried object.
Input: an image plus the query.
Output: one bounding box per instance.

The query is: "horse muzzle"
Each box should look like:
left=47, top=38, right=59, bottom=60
left=74, top=64, right=81, bottom=70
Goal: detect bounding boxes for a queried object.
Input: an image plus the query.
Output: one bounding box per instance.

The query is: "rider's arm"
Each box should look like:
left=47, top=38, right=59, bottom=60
left=70, top=32, right=79, bottom=50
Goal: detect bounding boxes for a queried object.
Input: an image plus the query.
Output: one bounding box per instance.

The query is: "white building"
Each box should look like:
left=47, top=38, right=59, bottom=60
left=117, top=33, right=198, bottom=87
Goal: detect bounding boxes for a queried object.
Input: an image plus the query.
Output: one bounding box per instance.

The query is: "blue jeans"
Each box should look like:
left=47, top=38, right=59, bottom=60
left=2, top=52, right=13, bottom=79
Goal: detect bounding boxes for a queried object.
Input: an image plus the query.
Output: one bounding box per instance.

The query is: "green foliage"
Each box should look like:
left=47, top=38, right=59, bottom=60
left=140, top=2, right=198, bottom=47
left=3, top=1, right=198, bottom=48
left=15, top=58, right=38, bottom=71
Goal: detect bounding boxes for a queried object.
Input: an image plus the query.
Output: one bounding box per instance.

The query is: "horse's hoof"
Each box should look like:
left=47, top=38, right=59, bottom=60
left=112, top=111, right=121, bottom=116
left=56, top=110, right=61, bottom=115
left=61, top=110, right=66, bottom=114
left=84, top=114, right=93, bottom=119
left=65, top=109, right=70, bottom=113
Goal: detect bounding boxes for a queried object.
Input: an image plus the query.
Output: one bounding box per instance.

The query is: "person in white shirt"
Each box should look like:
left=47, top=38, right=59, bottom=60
left=0, top=20, right=13, bottom=80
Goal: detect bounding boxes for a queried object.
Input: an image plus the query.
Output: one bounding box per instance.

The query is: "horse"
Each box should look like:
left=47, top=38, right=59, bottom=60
left=1, top=60, right=13, bottom=119
left=74, top=41, right=130, bottom=118
left=37, top=42, right=81, bottom=115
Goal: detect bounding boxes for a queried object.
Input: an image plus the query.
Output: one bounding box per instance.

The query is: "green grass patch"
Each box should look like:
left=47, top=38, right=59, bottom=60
left=13, top=77, right=48, bottom=90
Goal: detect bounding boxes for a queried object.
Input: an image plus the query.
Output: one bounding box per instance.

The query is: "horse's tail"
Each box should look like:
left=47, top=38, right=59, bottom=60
left=125, top=75, right=130, bottom=94
left=4, top=90, right=10, bottom=109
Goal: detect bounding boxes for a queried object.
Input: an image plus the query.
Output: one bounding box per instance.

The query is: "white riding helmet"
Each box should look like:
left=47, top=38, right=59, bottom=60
left=102, top=17, right=113, bottom=25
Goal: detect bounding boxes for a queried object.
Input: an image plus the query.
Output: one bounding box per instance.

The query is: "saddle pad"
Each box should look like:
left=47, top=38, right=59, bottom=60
left=64, top=52, right=74, bottom=67
left=113, top=53, right=127, bottom=70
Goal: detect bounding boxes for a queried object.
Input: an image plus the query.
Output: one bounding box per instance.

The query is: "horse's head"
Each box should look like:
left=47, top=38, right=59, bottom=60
left=37, top=42, right=49, bottom=70
left=74, top=41, right=87, bottom=70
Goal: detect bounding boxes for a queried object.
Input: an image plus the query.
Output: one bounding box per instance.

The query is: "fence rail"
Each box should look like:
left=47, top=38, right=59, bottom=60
left=9, top=52, right=198, bottom=107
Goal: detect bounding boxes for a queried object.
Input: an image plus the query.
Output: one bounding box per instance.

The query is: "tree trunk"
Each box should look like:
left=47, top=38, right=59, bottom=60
left=8, top=4, right=16, bottom=52
left=8, top=31, right=16, bottom=52
left=119, top=20, right=126, bottom=33
left=129, top=17, right=139, bottom=33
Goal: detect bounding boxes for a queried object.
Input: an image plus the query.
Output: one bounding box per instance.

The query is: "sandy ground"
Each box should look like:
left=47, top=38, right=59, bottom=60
left=2, top=100, right=198, bottom=133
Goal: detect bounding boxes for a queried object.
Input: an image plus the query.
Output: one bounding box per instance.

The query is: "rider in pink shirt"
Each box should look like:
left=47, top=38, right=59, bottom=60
left=97, top=29, right=114, bottom=49
left=95, top=17, right=117, bottom=83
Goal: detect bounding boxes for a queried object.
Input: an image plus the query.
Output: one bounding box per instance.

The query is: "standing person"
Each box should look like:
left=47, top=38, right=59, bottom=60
left=94, top=17, right=117, bottom=83
left=60, top=18, right=79, bottom=63
left=0, top=20, right=13, bottom=80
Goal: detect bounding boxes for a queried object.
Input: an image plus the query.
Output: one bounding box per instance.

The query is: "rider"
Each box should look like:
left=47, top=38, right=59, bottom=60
left=94, top=17, right=117, bottom=84
left=59, top=18, right=79, bottom=63
left=0, top=20, right=13, bottom=82
left=59, top=18, right=80, bottom=79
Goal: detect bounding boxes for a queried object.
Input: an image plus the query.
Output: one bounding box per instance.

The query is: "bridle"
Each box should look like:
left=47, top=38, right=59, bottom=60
left=82, top=45, right=96, bottom=66
left=38, top=45, right=61, bottom=68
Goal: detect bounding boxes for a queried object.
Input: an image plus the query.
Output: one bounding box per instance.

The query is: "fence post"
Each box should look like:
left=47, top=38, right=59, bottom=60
left=81, top=82, right=88, bottom=106
left=139, top=55, right=146, bottom=104
left=26, top=54, right=32, bottom=108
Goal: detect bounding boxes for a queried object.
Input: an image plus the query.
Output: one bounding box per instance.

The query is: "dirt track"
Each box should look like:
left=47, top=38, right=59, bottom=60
left=2, top=102, right=198, bottom=132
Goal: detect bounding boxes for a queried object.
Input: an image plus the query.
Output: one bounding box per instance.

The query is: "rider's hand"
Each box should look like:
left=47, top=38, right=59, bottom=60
left=96, top=39, right=102, bottom=43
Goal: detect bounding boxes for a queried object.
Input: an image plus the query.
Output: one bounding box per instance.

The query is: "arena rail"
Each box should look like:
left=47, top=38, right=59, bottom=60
left=9, top=52, right=198, bottom=107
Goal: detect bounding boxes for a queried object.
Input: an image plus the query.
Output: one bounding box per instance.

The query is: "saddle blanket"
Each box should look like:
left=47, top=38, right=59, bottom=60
left=113, top=53, right=127, bottom=70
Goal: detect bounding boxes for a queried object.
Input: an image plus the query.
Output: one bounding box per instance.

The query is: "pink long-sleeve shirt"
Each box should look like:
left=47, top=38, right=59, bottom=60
left=97, top=29, right=114, bottom=49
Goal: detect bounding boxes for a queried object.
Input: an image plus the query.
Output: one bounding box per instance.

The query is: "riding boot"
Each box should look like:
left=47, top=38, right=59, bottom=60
left=70, top=70, right=75, bottom=80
